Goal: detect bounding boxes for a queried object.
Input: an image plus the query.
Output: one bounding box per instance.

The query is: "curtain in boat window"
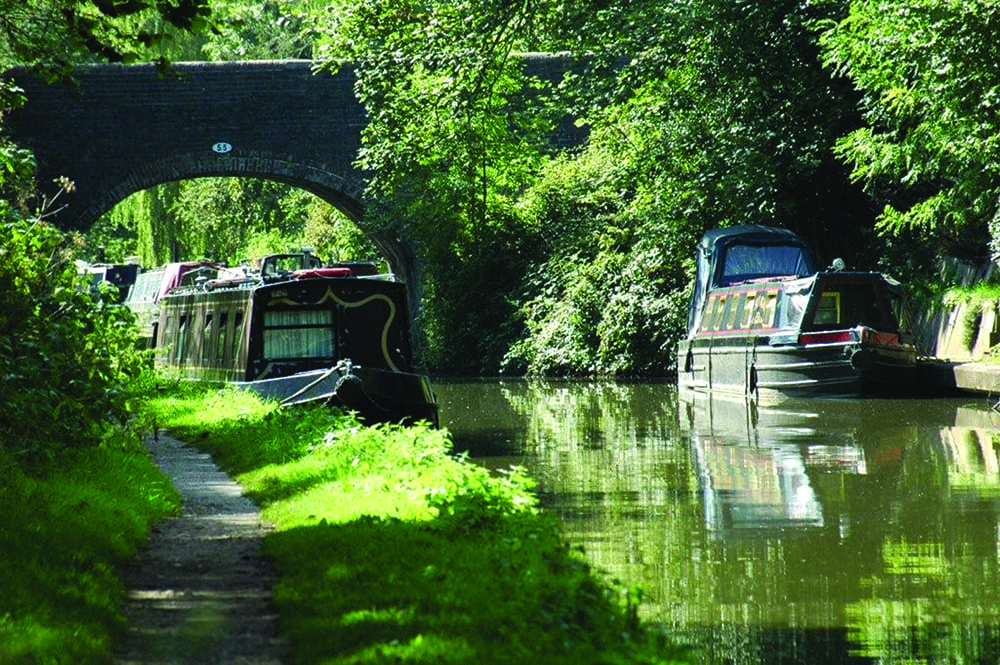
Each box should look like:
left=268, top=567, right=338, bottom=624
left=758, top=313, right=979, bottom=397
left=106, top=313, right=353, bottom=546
left=263, top=309, right=334, bottom=360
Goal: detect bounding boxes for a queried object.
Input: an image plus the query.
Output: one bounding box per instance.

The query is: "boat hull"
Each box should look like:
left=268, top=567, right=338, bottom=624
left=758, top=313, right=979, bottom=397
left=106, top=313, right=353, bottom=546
left=678, top=335, right=918, bottom=401
left=234, top=361, right=438, bottom=427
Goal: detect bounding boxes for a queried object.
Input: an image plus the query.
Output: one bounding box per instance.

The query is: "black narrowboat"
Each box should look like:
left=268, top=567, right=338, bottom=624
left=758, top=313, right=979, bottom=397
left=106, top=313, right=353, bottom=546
left=147, top=252, right=438, bottom=426
left=676, top=225, right=918, bottom=400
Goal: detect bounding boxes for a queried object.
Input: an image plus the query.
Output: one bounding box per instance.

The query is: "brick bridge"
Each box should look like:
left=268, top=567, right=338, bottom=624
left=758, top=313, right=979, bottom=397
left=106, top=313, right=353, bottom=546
left=3, top=57, right=581, bottom=310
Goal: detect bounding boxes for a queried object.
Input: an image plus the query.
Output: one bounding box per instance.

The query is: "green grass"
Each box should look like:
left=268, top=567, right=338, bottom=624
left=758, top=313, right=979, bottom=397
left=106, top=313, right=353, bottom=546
left=0, top=428, right=180, bottom=663
left=149, top=385, right=689, bottom=665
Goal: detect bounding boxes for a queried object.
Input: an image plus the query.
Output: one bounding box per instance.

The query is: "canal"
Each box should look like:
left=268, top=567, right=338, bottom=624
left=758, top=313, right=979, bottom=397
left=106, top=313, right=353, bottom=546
left=437, top=380, right=1000, bottom=664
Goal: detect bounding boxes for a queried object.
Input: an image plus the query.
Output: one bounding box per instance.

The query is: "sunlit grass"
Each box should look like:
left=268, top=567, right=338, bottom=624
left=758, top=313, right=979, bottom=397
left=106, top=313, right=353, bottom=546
left=149, top=385, right=689, bottom=665
left=0, top=430, right=180, bottom=663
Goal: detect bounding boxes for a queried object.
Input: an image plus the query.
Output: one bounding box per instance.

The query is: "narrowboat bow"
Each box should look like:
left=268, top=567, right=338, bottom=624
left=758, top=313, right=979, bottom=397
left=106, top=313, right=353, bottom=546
left=676, top=225, right=918, bottom=399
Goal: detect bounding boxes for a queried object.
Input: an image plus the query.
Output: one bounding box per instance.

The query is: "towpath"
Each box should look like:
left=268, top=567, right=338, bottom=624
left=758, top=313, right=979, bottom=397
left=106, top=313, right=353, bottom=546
left=113, top=432, right=286, bottom=664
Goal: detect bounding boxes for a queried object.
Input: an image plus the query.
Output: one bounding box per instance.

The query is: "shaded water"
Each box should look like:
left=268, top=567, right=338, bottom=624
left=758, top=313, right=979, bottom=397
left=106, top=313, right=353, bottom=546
left=436, top=380, right=1000, bottom=664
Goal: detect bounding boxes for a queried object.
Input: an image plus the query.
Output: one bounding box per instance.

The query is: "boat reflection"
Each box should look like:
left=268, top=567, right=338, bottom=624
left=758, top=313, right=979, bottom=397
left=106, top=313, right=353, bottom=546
left=680, top=392, right=1000, bottom=541
left=679, top=393, right=897, bottom=539
left=675, top=390, right=1000, bottom=662
left=438, top=380, right=1000, bottom=664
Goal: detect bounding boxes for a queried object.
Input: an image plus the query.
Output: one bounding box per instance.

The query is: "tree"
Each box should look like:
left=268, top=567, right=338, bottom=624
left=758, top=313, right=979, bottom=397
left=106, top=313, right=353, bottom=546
left=818, top=0, right=1000, bottom=260
left=313, top=0, right=563, bottom=372
left=0, top=0, right=212, bottom=76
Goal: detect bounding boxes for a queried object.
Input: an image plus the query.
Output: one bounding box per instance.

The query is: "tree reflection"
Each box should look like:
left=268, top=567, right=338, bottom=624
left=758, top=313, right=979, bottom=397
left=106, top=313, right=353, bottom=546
left=437, top=381, right=1000, bottom=664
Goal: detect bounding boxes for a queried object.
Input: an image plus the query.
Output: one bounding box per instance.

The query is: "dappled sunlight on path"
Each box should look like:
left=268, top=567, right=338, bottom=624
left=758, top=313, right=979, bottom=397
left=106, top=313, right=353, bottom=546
left=114, top=433, right=285, bottom=664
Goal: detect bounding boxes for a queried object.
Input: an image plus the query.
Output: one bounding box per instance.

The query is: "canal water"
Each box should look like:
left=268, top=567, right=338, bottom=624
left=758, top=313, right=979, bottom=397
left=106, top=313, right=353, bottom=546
left=436, top=380, right=1000, bottom=664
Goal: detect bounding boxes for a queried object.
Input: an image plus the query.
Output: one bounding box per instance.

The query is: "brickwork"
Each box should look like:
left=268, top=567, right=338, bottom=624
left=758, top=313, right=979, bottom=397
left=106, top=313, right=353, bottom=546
left=5, top=60, right=368, bottom=228
left=4, top=56, right=584, bottom=233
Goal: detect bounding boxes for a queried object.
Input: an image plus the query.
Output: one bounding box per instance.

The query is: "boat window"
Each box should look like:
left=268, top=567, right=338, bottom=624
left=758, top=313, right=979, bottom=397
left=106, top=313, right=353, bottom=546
left=177, top=315, right=188, bottom=364
left=713, top=296, right=728, bottom=330
left=217, top=312, right=229, bottom=363
left=814, top=292, right=840, bottom=326
left=761, top=292, right=778, bottom=327
left=233, top=310, right=244, bottom=360
left=263, top=308, right=335, bottom=360
left=720, top=243, right=811, bottom=286
left=740, top=293, right=757, bottom=329
left=700, top=296, right=716, bottom=331
left=202, top=314, right=214, bottom=363
left=726, top=294, right=742, bottom=329
left=162, top=315, right=172, bottom=359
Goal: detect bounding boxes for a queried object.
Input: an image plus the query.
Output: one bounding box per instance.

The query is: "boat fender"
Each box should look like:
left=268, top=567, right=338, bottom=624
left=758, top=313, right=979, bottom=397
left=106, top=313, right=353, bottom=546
left=848, top=346, right=875, bottom=371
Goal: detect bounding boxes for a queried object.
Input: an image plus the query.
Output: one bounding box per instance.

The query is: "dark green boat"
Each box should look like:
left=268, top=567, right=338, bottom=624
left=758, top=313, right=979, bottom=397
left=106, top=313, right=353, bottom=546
left=677, top=226, right=918, bottom=400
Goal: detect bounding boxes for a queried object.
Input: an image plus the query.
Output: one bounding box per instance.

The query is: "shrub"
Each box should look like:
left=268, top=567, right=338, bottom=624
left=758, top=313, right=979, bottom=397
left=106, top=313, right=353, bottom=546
left=0, top=219, right=151, bottom=466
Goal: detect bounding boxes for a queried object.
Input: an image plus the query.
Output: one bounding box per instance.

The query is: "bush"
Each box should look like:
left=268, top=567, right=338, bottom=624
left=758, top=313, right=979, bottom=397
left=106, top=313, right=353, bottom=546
left=0, top=219, right=151, bottom=466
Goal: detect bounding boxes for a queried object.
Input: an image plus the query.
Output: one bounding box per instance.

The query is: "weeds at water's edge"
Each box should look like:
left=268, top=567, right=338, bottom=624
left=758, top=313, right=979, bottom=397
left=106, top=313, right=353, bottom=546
left=149, top=384, right=692, bottom=665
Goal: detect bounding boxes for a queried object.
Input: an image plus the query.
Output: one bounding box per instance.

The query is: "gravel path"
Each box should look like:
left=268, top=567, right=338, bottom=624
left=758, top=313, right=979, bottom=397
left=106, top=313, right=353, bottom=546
left=113, top=432, right=286, bottom=664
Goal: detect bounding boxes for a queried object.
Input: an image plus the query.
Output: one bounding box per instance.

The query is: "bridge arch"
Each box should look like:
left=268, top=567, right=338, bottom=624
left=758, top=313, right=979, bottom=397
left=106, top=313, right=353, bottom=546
left=78, top=154, right=423, bottom=318
left=5, top=60, right=426, bottom=348
left=82, top=150, right=366, bottom=226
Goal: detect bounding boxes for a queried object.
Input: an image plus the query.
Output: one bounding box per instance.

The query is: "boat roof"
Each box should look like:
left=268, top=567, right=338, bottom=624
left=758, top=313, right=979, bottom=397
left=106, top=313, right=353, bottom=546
left=685, top=225, right=815, bottom=336
left=698, top=225, right=806, bottom=254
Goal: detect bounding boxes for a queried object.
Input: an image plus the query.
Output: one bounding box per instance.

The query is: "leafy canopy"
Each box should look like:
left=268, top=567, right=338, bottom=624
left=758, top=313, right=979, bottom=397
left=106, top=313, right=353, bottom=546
left=819, top=0, right=1000, bottom=257
left=0, top=0, right=212, bottom=76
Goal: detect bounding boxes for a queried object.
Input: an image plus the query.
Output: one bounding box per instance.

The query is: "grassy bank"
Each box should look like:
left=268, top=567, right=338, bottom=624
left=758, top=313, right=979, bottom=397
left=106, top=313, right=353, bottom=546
left=148, top=385, right=689, bottom=664
left=0, top=429, right=180, bottom=663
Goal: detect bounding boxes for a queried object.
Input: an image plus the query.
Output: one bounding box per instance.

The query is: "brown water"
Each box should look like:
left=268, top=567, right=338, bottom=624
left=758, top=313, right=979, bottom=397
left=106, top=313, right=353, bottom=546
left=436, top=379, right=1000, bottom=664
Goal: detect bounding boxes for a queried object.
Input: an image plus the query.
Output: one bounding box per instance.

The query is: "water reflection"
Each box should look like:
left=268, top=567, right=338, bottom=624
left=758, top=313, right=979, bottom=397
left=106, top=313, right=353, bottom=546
left=436, top=380, right=1000, bottom=664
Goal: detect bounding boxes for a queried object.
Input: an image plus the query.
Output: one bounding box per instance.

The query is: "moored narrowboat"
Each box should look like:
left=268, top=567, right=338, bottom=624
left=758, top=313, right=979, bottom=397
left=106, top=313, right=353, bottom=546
left=676, top=225, right=918, bottom=399
left=139, top=251, right=438, bottom=426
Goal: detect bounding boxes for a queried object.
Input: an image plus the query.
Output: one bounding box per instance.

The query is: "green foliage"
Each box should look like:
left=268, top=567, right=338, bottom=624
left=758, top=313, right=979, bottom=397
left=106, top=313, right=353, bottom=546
left=314, top=0, right=560, bottom=373
left=94, top=178, right=379, bottom=265
left=818, top=0, right=1000, bottom=258
left=0, top=0, right=212, bottom=74
left=200, top=0, right=316, bottom=60
left=0, top=218, right=151, bottom=465
left=0, top=81, right=35, bottom=217
left=0, top=431, right=180, bottom=663
left=148, top=385, right=689, bottom=664
left=505, top=119, right=695, bottom=375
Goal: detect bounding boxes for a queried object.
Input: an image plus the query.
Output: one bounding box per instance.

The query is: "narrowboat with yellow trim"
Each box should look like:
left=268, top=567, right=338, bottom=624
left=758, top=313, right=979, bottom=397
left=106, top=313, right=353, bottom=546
left=676, top=225, right=918, bottom=399
left=149, top=251, right=438, bottom=426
